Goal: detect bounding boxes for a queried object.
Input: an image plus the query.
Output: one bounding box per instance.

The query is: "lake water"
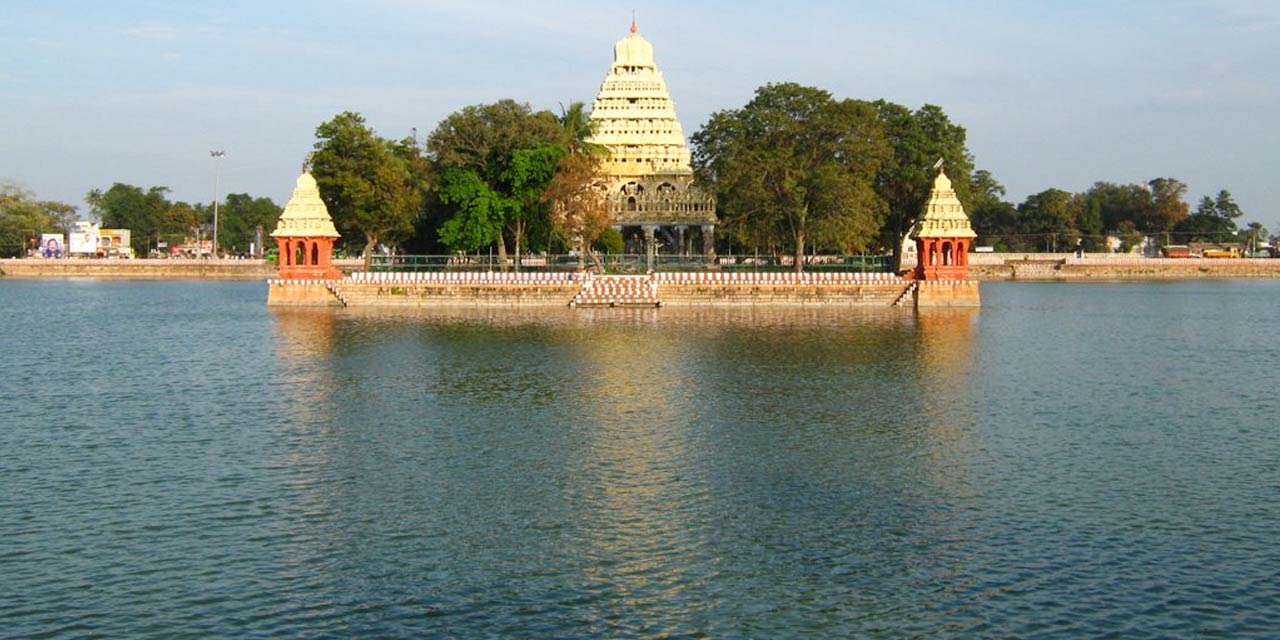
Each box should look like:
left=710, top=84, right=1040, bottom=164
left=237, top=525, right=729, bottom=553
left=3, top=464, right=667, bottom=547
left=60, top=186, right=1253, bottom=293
left=2, top=279, right=1277, bottom=638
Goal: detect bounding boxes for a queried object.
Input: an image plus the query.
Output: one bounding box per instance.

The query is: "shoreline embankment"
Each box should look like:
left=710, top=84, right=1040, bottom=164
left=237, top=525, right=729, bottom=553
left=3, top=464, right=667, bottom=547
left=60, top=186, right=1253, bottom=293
left=4, top=256, right=1279, bottom=282
left=0, top=258, right=363, bottom=280
left=957, top=255, right=1280, bottom=281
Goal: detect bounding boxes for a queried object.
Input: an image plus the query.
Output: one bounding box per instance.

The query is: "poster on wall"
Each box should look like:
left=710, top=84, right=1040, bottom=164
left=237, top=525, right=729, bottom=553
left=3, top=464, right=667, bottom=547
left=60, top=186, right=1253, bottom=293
left=40, top=234, right=65, bottom=258
left=69, top=221, right=99, bottom=255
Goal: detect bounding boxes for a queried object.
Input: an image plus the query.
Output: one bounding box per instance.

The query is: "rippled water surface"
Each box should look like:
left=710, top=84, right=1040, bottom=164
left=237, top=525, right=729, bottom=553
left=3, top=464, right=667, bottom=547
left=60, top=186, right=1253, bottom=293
left=2, top=279, right=1278, bottom=638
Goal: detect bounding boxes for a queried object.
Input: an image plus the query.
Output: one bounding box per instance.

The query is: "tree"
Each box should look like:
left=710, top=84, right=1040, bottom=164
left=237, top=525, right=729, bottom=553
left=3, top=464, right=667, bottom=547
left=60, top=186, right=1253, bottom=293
left=503, top=144, right=567, bottom=261
left=84, top=183, right=171, bottom=255
left=391, top=134, right=438, bottom=254
left=1141, top=178, right=1189, bottom=233
left=967, top=171, right=1026, bottom=251
left=1213, top=190, right=1243, bottom=221
left=0, top=183, right=77, bottom=257
left=558, top=100, right=608, bottom=157
left=543, top=152, right=611, bottom=270
left=158, top=201, right=199, bottom=250
left=1239, top=221, right=1268, bottom=250
left=436, top=168, right=510, bottom=253
left=1017, top=189, right=1085, bottom=252
left=873, top=101, right=974, bottom=269
left=1085, top=182, right=1150, bottom=233
left=217, top=194, right=282, bottom=255
left=310, top=111, right=421, bottom=259
left=427, top=100, right=565, bottom=262
left=692, top=83, right=887, bottom=271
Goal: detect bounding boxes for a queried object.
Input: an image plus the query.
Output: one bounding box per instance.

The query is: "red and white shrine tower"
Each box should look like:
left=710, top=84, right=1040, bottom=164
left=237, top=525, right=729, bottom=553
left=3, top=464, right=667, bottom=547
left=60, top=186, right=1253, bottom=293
left=271, top=171, right=342, bottom=280
left=911, top=169, right=977, bottom=280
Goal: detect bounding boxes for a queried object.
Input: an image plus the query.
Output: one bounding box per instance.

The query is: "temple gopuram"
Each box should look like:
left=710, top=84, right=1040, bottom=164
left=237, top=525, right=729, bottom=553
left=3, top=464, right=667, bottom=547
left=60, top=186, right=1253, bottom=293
left=587, top=21, right=716, bottom=261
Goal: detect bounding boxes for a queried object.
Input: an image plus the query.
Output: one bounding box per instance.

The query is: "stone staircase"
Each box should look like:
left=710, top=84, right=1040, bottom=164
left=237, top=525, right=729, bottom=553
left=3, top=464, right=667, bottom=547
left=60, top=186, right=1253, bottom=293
left=325, top=281, right=349, bottom=307
left=570, top=274, right=661, bottom=308
left=891, top=280, right=918, bottom=307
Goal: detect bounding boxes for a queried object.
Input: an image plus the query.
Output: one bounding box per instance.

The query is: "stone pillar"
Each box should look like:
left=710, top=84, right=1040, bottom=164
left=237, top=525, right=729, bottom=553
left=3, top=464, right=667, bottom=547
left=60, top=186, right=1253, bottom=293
left=642, top=225, right=657, bottom=271
left=701, top=225, right=716, bottom=261
left=677, top=226, right=687, bottom=257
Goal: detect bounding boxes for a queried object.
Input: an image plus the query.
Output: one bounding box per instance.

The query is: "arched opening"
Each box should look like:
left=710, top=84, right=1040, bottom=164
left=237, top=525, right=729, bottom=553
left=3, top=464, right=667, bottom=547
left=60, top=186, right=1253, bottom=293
left=311, top=242, right=319, bottom=266
left=942, top=241, right=954, bottom=266
left=627, top=196, right=637, bottom=212
left=295, top=242, right=306, bottom=267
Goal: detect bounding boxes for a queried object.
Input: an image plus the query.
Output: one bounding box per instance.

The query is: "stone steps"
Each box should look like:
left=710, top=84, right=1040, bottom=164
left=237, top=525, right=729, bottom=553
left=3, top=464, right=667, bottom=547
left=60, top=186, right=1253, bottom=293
left=571, top=275, right=661, bottom=308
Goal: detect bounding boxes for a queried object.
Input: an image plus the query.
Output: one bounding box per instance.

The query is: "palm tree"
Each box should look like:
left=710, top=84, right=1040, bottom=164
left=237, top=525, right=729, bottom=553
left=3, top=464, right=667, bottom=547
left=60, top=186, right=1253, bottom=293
left=558, top=101, right=608, bottom=157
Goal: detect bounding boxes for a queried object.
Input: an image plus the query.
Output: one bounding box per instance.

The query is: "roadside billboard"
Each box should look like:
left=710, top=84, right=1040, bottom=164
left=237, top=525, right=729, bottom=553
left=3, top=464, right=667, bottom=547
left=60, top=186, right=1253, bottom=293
left=40, top=234, right=65, bottom=258
left=69, top=221, right=99, bottom=255
left=99, top=229, right=132, bottom=257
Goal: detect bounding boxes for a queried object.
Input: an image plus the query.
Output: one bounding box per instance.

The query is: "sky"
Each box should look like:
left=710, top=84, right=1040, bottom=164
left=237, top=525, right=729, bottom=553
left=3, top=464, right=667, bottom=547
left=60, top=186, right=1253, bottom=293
left=2, top=0, right=1278, bottom=232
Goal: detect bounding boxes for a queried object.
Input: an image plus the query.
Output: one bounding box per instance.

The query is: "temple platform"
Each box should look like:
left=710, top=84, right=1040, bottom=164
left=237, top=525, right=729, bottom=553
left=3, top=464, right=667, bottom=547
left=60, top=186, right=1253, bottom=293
left=266, top=271, right=976, bottom=309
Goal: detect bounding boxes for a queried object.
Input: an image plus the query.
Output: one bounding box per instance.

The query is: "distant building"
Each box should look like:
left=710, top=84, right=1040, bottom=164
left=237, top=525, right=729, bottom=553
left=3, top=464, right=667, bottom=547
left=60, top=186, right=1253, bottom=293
left=586, top=20, right=716, bottom=258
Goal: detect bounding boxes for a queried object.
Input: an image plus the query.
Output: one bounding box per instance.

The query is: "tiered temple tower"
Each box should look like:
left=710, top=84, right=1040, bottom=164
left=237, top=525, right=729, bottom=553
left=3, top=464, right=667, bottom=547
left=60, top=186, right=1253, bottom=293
left=911, top=168, right=977, bottom=280
left=587, top=21, right=716, bottom=261
left=271, top=171, right=342, bottom=280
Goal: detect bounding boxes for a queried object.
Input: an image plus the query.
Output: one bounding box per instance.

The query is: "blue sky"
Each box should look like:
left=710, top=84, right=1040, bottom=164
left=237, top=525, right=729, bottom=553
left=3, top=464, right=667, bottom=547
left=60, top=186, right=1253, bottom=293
left=2, top=0, right=1277, bottom=232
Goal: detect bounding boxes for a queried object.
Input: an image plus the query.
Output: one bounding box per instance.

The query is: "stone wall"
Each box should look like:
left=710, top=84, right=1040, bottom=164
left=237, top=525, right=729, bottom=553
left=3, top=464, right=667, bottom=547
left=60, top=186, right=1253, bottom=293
left=1, top=258, right=277, bottom=279
left=267, top=282, right=344, bottom=307
left=969, top=258, right=1280, bottom=281
left=914, top=280, right=981, bottom=307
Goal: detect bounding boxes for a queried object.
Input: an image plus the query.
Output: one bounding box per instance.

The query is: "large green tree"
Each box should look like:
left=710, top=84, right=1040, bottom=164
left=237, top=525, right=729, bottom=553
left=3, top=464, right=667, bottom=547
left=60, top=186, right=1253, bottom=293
left=0, top=183, right=77, bottom=257
left=215, top=194, right=282, bottom=255
left=1017, top=188, right=1085, bottom=252
left=968, top=170, right=1023, bottom=251
left=427, top=100, right=565, bottom=262
left=692, top=83, right=887, bottom=271
left=1084, top=182, right=1150, bottom=232
left=873, top=101, right=973, bottom=269
left=310, top=111, right=422, bottom=259
left=85, top=183, right=171, bottom=255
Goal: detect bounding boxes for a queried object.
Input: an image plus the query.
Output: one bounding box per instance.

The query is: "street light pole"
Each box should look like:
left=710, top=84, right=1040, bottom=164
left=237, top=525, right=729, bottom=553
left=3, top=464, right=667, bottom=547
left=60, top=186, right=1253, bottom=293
left=210, top=150, right=225, bottom=258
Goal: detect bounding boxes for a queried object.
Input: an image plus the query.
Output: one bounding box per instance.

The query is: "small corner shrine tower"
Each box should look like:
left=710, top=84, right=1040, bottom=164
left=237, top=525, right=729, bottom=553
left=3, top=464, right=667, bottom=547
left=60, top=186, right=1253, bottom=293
left=911, top=168, right=977, bottom=280
left=586, top=20, right=716, bottom=259
left=271, top=170, right=342, bottom=280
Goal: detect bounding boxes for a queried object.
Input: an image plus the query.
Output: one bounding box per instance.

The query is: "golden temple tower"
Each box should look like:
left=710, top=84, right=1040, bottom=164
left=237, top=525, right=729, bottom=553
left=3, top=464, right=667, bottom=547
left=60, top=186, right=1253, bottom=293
left=587, top=20, right=716, bottom=260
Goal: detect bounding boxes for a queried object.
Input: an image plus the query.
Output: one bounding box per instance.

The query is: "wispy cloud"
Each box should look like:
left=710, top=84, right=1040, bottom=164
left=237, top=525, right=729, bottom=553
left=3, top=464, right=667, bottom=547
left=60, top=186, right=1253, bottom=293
left=118, top=21, right=182, bottom=41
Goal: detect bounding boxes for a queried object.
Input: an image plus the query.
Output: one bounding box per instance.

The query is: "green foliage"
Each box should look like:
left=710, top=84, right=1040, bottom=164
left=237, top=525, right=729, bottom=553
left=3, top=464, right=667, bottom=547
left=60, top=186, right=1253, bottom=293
left=558, top=101, right=608, bottom=157
left=873, top=101, right=973, bottom=266
left=594, top=227, right=625, bottom=254
left=1213, top=190, right=1242, bottom=220
left=84, top=183, right=171, bottom=254
left=310, top=111, right=422, bottom=256
left=692, top=83, right=887, bottom=270
left=1173, top=211, right=1236, bottom=242
left=217, top=194, right=282, bottom=254
left=436, top=167, right=509, bottom=252
left=1141, top=178, right=1190, bottom=232
left=1017, top=189, right=1085, bottom=251
left=0, top=183, right=77, bottom=257
left=427, top=100, right=566, bottom=257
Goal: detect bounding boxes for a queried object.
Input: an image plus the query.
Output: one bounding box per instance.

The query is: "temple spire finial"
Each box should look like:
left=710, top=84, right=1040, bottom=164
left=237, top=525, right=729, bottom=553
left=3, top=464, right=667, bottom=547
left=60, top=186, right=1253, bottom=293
left=630, top=11, right=637, bottom=34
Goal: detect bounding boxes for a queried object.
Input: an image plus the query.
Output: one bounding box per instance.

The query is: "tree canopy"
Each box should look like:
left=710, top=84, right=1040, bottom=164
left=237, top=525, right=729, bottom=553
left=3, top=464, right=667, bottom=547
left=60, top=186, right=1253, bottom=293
left=0, top=183, right=77, bottom=257
left=872, top=101, right=974, bottom=268
left=427, top=100, right=567, bottom=261
left=543, top=152, right=610, bottom=270
left=692, top=83, right=887, bottom=270
left=310, top=111, right=423, bottom=258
